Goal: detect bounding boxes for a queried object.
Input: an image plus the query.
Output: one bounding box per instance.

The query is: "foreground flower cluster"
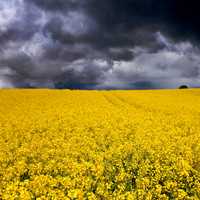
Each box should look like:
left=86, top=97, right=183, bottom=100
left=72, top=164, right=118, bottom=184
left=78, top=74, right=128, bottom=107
left=0, top=89, right=200, bottom=199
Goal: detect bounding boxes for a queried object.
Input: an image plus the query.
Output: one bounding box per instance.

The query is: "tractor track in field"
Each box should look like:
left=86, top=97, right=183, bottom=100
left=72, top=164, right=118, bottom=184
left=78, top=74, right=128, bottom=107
left=102, top=93, right=144, bottom=111
left=112, top=94, right=144, bottom=110
left=102, top=93, right=124, bottom=108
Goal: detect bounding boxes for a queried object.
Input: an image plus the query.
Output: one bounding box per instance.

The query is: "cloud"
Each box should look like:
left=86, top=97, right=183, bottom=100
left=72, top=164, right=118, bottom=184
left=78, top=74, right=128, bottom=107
left=0, top=0, right=200, bottom=88
left=98, top=33, right=200, bottom=89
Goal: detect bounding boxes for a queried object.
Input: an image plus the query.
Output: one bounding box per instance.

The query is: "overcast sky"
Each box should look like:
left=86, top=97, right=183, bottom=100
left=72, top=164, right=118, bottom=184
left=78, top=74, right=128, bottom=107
left=0, top=0, right=200, bottom=89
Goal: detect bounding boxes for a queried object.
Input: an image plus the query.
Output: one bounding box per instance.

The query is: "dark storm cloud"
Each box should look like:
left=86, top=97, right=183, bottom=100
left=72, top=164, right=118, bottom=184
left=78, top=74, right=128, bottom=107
left=29, top=0, right=200, bottom=43
left=0, top=0, right=200, bottom=88
left=29, top=0, right=83, bottom=12
left=86, top=0, right=200, bottom=42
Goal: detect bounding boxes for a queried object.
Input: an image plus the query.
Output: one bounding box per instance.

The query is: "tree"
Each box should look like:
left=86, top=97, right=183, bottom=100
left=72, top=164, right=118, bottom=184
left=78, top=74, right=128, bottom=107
left=179, top=85, right=189, bottom=89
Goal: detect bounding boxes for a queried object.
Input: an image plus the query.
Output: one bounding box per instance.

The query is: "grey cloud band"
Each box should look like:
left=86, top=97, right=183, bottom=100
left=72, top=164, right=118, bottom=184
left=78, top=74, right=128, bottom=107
left=0, top=0, right=200, bottom=88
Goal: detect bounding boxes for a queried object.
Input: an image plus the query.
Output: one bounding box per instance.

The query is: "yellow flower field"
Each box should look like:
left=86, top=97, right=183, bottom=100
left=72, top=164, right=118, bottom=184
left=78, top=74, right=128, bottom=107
left=0, top=89, right=200, bottom=199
